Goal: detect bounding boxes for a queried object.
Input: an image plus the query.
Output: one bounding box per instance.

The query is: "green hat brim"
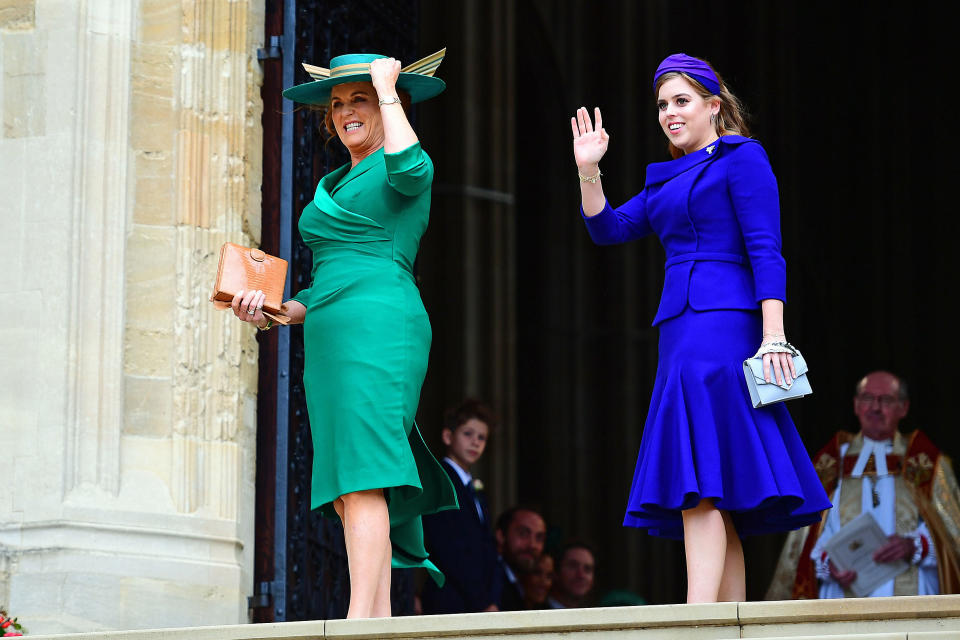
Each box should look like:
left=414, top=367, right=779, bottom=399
left=282, top=72, right=446, bottom=106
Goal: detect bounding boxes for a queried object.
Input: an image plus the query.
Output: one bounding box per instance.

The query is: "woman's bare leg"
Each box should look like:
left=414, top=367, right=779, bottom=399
left=369, top=536, right=393, bottom=618
left=682, top=499, right=727, bottom=603
left=717, top=510, right=745, bottom=601
left=340, top=489, right=392, bottom=619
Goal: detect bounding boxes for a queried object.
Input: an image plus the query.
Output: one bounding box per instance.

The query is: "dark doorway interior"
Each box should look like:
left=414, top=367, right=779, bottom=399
left=257, top=0, right=957, bottom=617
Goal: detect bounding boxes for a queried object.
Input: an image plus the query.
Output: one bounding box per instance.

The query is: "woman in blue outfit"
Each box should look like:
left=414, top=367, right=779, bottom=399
left=570, top=53, right=830, bottom=602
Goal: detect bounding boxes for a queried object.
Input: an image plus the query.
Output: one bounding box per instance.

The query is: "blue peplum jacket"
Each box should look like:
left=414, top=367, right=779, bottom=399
left=582, top=135, right=786, bottom=325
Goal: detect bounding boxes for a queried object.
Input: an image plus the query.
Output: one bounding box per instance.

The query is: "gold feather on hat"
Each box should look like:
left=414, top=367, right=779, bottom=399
left=400, top=48, right=446, bottom=77
left=302, top=63, right=330, bottom=81
left=301, top=48, right=446, bottom=81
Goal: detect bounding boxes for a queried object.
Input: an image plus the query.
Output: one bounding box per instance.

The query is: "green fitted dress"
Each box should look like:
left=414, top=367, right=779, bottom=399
left=291, top=142, right=458, bottom=584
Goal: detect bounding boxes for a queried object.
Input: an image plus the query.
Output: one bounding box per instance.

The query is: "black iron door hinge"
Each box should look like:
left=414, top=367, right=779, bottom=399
left=257, top=35, right=283, bottom=61
left=247, top=581, right=273, bottom=609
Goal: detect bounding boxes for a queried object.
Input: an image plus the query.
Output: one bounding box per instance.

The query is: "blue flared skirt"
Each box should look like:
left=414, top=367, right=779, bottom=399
left=623, top=307, right=831, bottom=539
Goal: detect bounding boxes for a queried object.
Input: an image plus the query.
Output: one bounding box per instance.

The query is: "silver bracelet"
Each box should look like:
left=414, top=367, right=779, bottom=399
left=756, top=340, right=799, bottom=357
left=378, top=96, right=402, bottom=107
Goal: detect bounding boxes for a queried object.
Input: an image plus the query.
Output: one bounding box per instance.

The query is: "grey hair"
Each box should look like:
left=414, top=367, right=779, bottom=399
left=855, top=372, right=909, bottom=402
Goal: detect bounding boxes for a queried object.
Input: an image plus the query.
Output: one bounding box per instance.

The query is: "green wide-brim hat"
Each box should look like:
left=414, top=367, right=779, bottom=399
left=282, top=49, right=446, bottom=106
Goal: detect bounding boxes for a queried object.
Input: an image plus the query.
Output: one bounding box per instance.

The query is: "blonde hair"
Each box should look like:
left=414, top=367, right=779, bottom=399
left=654, top=68, right=750, bottom=159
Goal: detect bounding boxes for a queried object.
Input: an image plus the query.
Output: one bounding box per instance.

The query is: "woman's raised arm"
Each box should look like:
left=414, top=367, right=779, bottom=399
left=572, top=106, right=610, bottom=216
left=370, top=57, right=418, bottom=153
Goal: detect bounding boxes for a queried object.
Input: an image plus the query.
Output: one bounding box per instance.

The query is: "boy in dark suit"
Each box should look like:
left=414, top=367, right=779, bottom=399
left=421, top=400, right=501, bottom=613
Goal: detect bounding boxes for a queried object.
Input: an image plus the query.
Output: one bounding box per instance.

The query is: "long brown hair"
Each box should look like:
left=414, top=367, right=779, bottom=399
left=654, top=67, right=750, bottom=160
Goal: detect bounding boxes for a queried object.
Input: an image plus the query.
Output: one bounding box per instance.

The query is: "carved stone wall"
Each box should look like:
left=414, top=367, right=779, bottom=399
left=0, top=0, right=264, bottom=632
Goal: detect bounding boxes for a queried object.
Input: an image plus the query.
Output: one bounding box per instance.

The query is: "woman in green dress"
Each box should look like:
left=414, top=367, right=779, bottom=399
left=230, top=51, right=457, bottom=619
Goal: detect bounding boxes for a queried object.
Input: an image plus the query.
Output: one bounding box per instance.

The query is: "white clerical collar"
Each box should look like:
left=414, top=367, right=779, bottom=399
left=444, top=456, right=473, bottom=486
left=864, top=435, right=893, bottom=448
left=851, top=436, right=894, bottom=478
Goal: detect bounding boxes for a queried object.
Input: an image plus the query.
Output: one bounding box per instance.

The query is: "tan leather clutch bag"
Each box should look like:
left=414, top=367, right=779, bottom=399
left=210, top=242, right=291, bottom=324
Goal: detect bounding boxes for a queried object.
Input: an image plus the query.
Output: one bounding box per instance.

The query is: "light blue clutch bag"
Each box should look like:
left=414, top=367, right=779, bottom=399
left=742, top=351, right=812, bottom=408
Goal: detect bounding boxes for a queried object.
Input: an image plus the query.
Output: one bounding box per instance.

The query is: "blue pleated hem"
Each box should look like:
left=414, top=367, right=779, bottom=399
left=623, top=308, right=831, bottom=539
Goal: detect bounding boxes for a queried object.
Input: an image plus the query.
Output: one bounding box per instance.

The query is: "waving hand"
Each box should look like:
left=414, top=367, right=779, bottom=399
left=572, top=107, right=609, bottom=168
left=571, top=106, right=609, bottom=216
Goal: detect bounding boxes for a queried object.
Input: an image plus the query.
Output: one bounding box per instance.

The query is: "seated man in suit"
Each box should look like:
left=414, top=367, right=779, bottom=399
left=495, top=505, right=547, bottom=611
left=547, top=541, right=596, bottom=608
left=421, top=399, right=501, bottom=613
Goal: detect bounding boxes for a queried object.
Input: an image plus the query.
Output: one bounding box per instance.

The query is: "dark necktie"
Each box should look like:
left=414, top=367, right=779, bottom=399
left=466, top=480, right=484, bottom=522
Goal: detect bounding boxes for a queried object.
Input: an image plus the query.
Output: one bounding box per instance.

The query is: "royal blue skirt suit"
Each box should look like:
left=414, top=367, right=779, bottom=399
left=583, top=135, right=830, bottom=539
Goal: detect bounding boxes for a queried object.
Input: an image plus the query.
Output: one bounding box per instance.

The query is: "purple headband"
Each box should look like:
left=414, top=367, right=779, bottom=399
left=653, top=53, right=721, bottom=95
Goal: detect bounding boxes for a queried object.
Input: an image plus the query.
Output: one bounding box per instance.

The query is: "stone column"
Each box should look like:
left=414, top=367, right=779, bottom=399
left=0, top=0, right=265, bottom=632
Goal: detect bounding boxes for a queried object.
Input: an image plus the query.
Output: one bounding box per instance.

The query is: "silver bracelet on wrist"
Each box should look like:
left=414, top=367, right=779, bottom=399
left=378, top=96, right=402, bottom=107
left=755, top=341, right=799, bottom=357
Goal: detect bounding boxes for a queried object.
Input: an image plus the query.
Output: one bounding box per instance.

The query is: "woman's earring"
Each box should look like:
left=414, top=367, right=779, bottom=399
left=710, top=113, right=716, bottom=124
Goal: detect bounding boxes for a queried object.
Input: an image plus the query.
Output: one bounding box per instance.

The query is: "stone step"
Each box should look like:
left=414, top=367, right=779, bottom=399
left=24, top=595, right=960, bottom=640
